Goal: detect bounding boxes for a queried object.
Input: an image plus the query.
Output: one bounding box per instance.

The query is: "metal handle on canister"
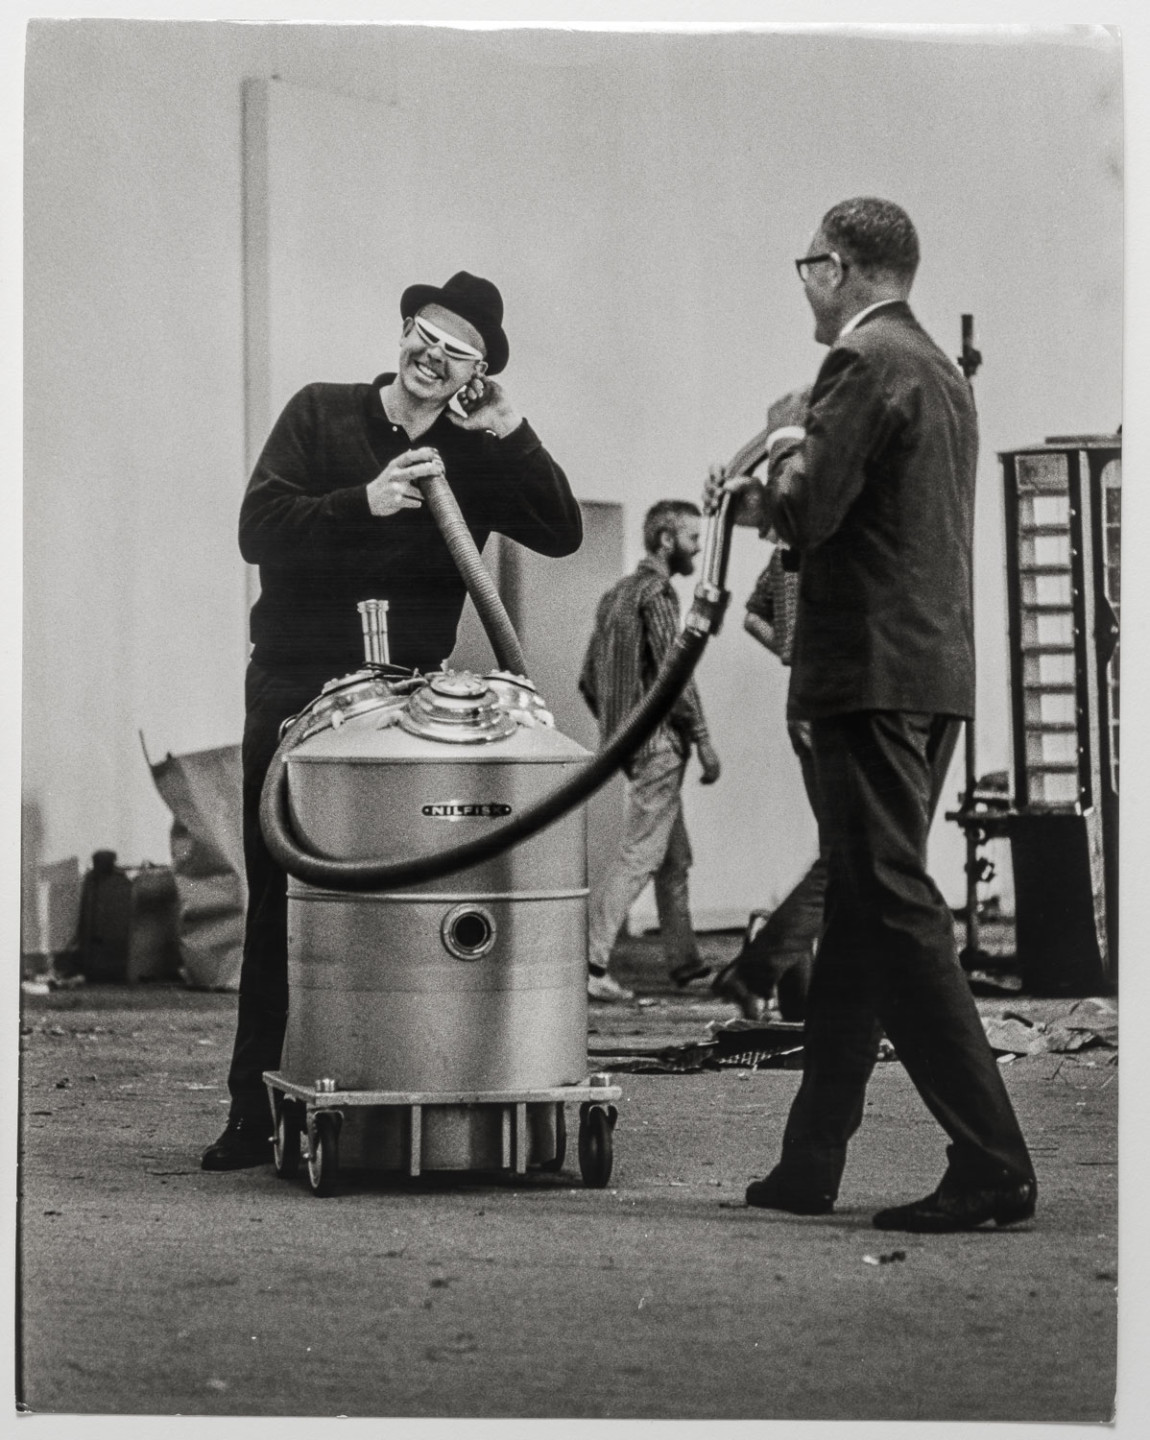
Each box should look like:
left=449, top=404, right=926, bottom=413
left=358, top=599, right=390, bottom=667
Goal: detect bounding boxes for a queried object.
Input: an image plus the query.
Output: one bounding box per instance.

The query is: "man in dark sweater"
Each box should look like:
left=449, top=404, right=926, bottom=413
left=202, top=271, right=582, bottom=1170
left=710, top=199, right=1036, bottom=1232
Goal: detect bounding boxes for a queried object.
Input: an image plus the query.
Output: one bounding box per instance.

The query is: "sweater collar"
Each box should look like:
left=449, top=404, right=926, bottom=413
left=369, top=372, right=454, bottom=441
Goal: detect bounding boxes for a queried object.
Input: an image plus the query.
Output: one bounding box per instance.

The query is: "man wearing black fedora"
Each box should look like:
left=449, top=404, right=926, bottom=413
left=202, top=271, right=582, bottom=1171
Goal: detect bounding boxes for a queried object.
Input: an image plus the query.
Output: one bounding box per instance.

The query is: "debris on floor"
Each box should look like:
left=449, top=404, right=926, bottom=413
left=589, top=995, right=1117, bottom=1076
left=588, top=1017, right=907, bottom=1074
left=982, top=1014, right=1049, bottom=1057
left=590, top=1018, right=807, bottom=1073
left=982, top=999, right=1118, bottom=1059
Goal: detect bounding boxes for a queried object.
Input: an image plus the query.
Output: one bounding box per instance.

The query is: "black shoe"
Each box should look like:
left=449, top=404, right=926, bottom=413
left=745, top=1169, right=834, bottom=1215
left=873, top=1174, right=1037, bottom=1232
left=201, top=1113, right=274, bottom=1171
left=711, top=960, right=768, bottom=1022
left=670, top=959, right=711, bottom=988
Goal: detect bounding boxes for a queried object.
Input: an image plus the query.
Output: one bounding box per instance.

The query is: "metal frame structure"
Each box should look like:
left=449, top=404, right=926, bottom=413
left=999, top=435, right=1120, bottom=992
left=264, top=1070, right=622, bottom=1196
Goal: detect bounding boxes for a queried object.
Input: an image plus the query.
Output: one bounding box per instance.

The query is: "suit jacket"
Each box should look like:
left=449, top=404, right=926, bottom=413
left=766, top=301, right=978, bottom=720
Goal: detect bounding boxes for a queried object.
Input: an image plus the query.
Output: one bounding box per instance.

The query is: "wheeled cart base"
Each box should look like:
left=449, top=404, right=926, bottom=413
left=263, top=1071, right=622, bottom=1197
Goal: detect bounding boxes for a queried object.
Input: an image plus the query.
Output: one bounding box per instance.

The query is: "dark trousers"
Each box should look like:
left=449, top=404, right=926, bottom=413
left=737, top=720, right=827, bottom=1015
left=776, top=711, right=1034, bottom=1197
left=226, top=660, right=335, bottom=1119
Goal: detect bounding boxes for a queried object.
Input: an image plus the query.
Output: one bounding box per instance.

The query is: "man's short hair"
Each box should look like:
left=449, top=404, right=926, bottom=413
left=643, top=500, right=701, bottom=554
left=821, top=197, right=920, bottom=281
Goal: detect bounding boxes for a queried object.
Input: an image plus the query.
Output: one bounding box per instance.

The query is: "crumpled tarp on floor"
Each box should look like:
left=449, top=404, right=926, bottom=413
left=981, top=997, right=1118, bottom=1059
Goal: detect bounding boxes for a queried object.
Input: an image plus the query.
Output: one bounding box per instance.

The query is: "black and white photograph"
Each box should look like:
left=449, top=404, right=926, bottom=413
left=11, top=2, right=1146, bottom=1431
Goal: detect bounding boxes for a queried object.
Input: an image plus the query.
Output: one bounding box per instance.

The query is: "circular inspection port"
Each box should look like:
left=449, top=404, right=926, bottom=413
left=441, top=903, right=497, bottom=961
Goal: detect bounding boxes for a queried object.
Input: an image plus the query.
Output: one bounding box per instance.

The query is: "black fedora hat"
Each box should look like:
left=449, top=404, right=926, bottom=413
left=400, top=271, right=510, bottom=375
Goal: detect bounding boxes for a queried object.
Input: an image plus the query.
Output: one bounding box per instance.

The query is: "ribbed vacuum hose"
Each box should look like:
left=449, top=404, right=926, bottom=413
left=418, top=472, right=528, bottom=677
left=261, top=622, right=712, bottom=891
left=259, top=477, right=735, bottom=892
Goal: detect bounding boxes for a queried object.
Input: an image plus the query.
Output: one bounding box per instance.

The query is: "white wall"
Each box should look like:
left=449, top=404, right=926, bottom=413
left=23, top=22, right=1122, bottom=923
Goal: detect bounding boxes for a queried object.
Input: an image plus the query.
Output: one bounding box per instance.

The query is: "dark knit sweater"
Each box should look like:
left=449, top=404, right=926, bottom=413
left=239, top=376, right=582, bottom=673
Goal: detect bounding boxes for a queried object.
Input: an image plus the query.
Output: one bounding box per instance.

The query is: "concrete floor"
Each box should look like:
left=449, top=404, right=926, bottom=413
left=17, top=938, right=1121, bottom=1424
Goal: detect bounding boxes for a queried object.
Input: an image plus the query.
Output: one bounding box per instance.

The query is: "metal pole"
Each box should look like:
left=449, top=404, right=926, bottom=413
left=958, top=315, right=983, bottom=967
left=963, top=716, right=980, bottom=963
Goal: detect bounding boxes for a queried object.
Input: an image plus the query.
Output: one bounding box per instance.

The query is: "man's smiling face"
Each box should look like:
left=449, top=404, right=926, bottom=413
left=398, top=303, right=487, bottom=406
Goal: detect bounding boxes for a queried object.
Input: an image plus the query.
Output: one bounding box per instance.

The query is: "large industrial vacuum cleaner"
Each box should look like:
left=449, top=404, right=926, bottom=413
left=258, top=461, right=745, bottom=1198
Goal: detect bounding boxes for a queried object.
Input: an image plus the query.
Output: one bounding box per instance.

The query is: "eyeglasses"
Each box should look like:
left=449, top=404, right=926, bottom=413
left=411, top=314, right=486, bottom=363
left=794, top=252, right=847, bottom=282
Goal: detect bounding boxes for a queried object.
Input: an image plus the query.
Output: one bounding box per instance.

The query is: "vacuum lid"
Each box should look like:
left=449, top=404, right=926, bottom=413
left=399, top=672, right=518, bottom=745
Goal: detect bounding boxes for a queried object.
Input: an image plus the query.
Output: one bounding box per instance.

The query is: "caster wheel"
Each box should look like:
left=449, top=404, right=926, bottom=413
left=307, top=1112, right=341, bottom=1197
left=578, top=1104, right=614, bottom=1189
left=540, top=1105, right=567, bottom=1173
left=273, top=1099, right=303, bottom=1180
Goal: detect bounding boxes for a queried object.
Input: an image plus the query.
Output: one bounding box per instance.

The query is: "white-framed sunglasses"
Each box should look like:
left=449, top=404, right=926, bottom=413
left=411, top=314, right=486, bottom=364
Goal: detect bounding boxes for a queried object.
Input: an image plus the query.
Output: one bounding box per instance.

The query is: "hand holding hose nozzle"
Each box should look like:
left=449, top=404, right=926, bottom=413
left=702, top=424, right=778, bottom=534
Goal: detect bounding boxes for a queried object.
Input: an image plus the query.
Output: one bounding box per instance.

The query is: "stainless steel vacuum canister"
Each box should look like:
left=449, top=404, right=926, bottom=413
left=280, top=672, right=591, bottom=1095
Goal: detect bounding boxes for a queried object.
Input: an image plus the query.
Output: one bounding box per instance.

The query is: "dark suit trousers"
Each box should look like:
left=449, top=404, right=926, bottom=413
left=226, top=661, right=336, bottom=1119
left=777, top=711, right=1034, bottom=1196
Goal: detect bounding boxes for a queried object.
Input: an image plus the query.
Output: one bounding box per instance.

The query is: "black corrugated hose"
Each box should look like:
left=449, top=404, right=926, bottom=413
left=259, top=480, right=738, bottom=893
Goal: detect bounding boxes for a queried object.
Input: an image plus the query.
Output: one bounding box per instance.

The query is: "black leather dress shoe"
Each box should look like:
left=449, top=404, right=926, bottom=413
left=711, top=960, right=768, bottom=1022
left=201, top=1114, right=274, bottom=1172
left=670, top=959, right=712, bottom=988
left=745, top=1170, right=835, bottom=1215
left=873, top=1174, right=1037, bottom=1232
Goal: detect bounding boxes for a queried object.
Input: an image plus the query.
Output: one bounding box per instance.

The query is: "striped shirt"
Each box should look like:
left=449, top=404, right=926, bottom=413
left=578, top=555, right=709, bottom=770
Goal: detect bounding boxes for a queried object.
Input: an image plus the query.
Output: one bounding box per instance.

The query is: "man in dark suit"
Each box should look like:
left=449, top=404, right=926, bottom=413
left=710, top=198, right=1036, bottom=1232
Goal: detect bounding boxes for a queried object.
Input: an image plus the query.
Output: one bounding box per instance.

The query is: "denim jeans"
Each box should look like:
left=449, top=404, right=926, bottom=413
left=587, top=746, right=700, bottom=976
